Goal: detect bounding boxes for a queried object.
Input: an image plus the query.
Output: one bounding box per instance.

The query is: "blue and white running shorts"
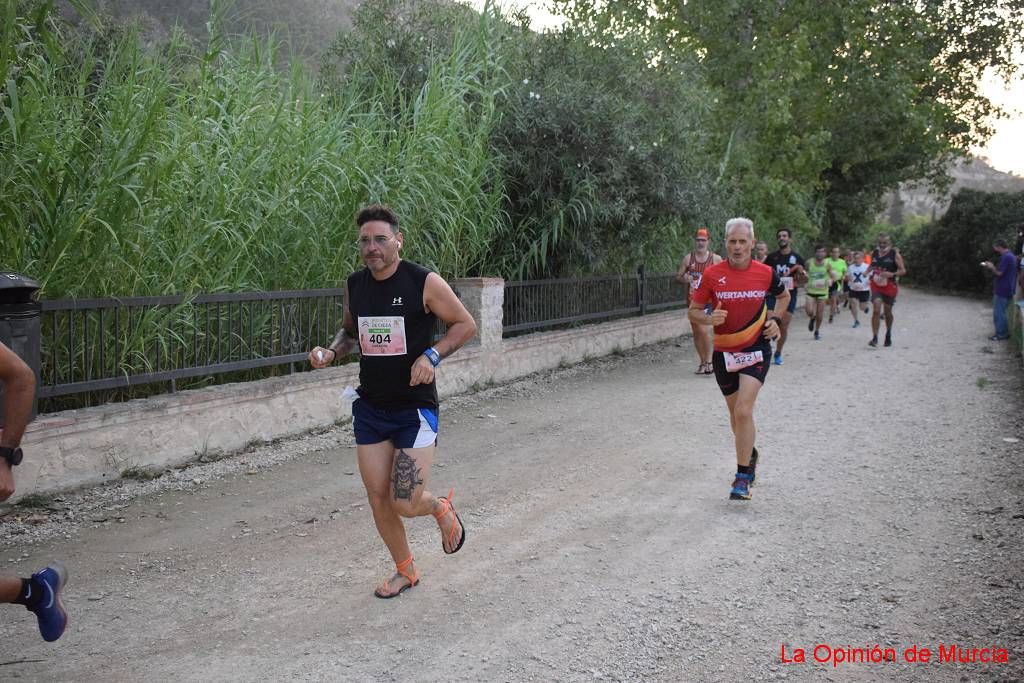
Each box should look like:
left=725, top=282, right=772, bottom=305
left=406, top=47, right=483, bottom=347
left=352, top=398, right=439, bottom=448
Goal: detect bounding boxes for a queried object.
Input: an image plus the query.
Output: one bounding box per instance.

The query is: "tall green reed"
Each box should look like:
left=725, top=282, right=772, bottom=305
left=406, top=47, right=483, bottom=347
left=0, top=3, right=507, bottom=299
left=0, top=3, right=510, bottom=409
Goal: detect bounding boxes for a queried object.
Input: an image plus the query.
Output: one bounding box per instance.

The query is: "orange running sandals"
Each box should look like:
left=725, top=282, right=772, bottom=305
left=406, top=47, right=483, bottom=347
left=433, top=488, right=466, bottom=555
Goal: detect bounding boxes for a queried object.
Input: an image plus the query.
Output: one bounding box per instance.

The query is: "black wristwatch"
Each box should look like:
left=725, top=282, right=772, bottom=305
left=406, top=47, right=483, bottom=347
left=0, top=447, right=23, bottom=467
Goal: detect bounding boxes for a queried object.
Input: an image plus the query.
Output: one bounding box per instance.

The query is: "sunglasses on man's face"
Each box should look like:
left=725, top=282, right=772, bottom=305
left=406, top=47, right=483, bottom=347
left=356, top=235, right=396, bottom=249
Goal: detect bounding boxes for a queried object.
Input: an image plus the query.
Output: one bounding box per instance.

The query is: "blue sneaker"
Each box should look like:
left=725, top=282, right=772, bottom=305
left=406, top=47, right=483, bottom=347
left=28, top=563, right=68, bottom=642
left=773, top=352, right=783, bottom=366
left=852, top=320, right=860, bottom=328
left=814, top=331, right=821, bottom=341
left=729, top=473, right=753, bottom=500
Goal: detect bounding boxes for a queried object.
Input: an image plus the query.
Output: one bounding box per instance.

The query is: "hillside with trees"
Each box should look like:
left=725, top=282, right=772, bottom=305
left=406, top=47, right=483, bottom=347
left=883, top=157, right=1024, bottom=224
left=66, top=0, right=357, bottom=57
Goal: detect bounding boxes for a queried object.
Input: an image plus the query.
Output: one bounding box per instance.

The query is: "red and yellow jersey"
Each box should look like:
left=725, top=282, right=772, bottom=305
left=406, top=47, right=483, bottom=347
left=690, top=260, right=785, bottom=352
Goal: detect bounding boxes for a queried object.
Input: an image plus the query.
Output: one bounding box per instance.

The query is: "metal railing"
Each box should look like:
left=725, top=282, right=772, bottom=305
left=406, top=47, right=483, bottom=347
left=34, top=270, right=685, bottom=408
left=644, top=272, right=688, bottom=313
left=502, top=269, right=685, bottom=336
left=40, top=289, right=345, bottom=401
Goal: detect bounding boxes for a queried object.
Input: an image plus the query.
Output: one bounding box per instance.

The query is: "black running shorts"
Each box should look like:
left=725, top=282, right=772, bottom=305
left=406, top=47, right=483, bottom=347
left=871, top=291, right=896, bottom=306
left=849, top=290, right=869, bottom=303
left=766, top=291, right=798, bottom=314
left=712, top=340, right=772, bottom=397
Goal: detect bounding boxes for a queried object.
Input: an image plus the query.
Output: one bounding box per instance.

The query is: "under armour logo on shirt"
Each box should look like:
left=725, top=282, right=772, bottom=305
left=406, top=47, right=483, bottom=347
left=392, top=297, right=403, bottom=306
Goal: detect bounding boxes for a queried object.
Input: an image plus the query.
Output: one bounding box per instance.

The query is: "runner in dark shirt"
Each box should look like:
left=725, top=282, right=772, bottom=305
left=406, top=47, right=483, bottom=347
left=867, top=233, right=907, bottom=348
left=762, top=229, right=806, bottom=365
left=309, top=204, right=477, bottom=598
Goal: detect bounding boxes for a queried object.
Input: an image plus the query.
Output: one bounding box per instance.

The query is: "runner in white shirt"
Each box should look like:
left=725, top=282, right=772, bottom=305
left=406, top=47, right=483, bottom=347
left=845, top=249, right=871, bottom=328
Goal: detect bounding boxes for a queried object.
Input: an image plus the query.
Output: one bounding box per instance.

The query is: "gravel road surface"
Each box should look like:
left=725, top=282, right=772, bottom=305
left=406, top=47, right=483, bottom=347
left=1, top=288, right=1021, bottom=681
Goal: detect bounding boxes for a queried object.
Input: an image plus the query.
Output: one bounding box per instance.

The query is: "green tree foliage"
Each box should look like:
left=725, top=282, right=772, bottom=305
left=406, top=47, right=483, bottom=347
left=322, top=0, right=733, bottom=278
left=493, top=23, right=730, bottom=276
left=556, top=0, right=1024, bottom=244
left=902, top=189, right=1024, bottom=294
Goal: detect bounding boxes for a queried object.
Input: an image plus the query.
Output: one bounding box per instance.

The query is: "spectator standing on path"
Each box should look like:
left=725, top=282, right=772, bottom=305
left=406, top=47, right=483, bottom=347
left=1015, top=225, right=1024, bottom=300
left=763, top=229, right=806, bottom=365
left=308, top=204, right=476, bottom=598
left=0, top=341, right=69, bottom=642
left=688, top=217, right=788, bottom=501
left=868, top=233, right=907, bottom=348
left=676, top=228, right=723, bottom=375
left=980, top=238, right=1018, bottom=341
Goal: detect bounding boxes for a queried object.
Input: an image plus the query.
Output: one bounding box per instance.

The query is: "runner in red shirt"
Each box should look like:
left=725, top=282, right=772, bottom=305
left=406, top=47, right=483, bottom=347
left=689, top=218, right=789, bottom=500
left=675, top=227, right=723, bottom=374
left=867, top=233, right=907, bottom=347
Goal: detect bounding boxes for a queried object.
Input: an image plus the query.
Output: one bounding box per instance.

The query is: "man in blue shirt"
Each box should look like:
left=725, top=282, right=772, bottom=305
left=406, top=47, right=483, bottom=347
left=981, top=238, right=1018, bottom=341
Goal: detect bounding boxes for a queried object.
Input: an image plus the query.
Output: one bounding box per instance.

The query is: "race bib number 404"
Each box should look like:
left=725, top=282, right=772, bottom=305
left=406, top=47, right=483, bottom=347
left=724, top=350, right=764, bottom=372
left=358, top=316, right=408, bottom=356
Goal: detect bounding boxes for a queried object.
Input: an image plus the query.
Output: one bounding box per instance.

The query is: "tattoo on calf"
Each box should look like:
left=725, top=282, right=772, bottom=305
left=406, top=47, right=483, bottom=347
left=392, top=450, right=423, bottom=501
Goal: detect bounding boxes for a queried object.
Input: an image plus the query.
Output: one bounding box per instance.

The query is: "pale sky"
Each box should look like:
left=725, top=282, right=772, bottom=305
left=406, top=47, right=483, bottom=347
left=472, top=0, right=1024, bottom=177
left=974, top=71, right=1024, bottom=176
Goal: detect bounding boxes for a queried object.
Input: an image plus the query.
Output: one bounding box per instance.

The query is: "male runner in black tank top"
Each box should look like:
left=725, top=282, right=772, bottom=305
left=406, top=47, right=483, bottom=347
left=309, top=204, right=477, bottom=598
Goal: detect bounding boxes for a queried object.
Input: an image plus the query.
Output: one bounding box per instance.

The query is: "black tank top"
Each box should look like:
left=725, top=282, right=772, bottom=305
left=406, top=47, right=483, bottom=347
left=871, top=248, right=898, bottom=274
left=347, top=260, right=438, bottom=410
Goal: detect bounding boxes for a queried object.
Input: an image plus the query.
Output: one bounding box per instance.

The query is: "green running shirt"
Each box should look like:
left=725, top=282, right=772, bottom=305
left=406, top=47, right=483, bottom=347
left=806, top=260, right=831, bottom=296
left=826, top=258, right=847, bottom=285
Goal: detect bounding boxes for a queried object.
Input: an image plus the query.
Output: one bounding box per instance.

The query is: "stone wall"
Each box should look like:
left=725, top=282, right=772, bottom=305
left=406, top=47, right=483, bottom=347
left=12, top=279, right=687, bottom=501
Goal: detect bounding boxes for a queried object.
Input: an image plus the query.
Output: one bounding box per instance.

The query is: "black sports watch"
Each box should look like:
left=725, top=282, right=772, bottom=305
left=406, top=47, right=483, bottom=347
left=0, top=447, right=23, bottom=467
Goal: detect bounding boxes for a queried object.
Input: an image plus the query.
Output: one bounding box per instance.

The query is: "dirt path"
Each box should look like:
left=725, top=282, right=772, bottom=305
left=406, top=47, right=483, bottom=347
left=1, top=288, right=1022, bottom=681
